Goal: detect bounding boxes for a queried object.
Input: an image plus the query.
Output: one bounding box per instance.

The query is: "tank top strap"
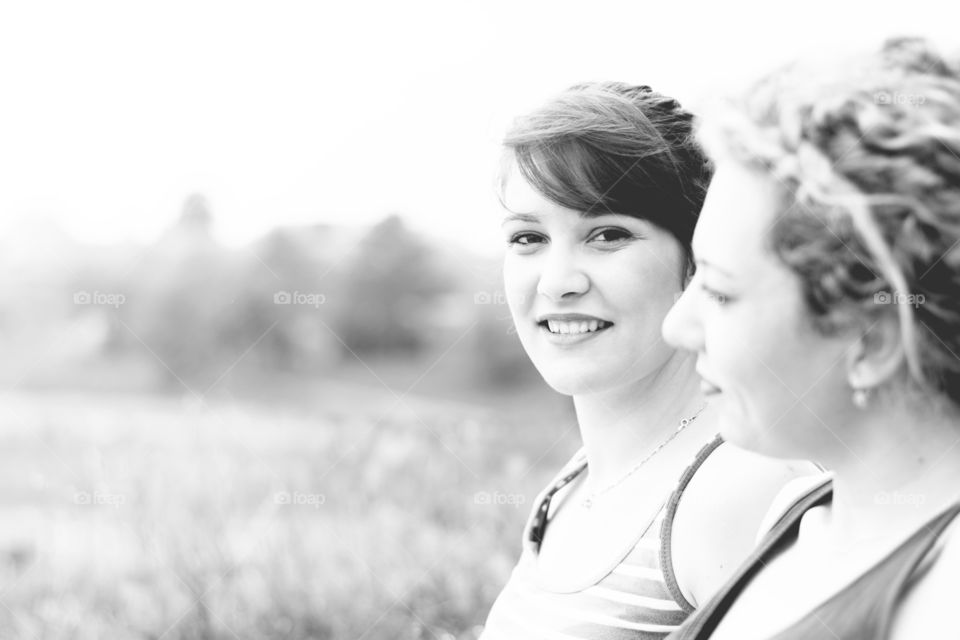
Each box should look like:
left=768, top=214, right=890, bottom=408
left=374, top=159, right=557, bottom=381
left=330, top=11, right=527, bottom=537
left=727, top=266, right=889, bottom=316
left=659, top=434, right=726, bottom=613
left=905, top=501, right=960, bottom=587
left=523, top=448, right=588, bottom=552
left=793, top=498, right=960, bottom=639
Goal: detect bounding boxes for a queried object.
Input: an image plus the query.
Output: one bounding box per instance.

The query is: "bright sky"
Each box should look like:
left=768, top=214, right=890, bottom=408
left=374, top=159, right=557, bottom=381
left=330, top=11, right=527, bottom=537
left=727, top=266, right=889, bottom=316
left=1, top=0, right=956, bottom=254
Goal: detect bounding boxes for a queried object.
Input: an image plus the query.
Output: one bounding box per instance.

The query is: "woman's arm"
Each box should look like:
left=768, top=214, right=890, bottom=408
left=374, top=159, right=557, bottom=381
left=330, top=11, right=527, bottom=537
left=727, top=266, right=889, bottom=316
left=669, top=442, right=821, bottom=607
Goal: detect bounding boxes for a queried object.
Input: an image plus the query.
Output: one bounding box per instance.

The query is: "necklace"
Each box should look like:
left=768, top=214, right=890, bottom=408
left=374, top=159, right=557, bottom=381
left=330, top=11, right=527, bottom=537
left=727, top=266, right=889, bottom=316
left=581, top=404, right=707, bottom=509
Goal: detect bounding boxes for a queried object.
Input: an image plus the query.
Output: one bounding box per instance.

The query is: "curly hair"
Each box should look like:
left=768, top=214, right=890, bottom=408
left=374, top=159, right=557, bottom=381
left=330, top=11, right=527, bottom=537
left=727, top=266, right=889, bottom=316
left=500, top=81, right=713, bottom=271
left=702, top=37, right=960, bottom=407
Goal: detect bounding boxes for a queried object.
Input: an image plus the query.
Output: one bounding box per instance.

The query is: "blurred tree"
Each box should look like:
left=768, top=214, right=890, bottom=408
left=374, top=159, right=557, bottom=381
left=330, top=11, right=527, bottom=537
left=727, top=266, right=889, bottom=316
left=332, top=215, right=455, bottom=356
left=116, top=194, right=259, bottom=390
left=233, top=225, right=343, bottom=373
left=179, top=193, right=214, bottom=234
left=56, top=196, right=545, bottom=395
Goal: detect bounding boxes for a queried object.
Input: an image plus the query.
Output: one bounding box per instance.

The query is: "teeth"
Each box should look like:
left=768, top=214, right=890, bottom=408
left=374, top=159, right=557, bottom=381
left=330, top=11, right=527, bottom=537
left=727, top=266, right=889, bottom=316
left=543, top=320, right=609, bottom=335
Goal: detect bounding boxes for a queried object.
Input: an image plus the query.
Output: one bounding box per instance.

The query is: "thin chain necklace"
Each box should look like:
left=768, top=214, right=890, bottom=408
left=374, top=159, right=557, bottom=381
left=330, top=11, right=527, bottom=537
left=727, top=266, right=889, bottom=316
left=581, top=404, right=707, bottom=509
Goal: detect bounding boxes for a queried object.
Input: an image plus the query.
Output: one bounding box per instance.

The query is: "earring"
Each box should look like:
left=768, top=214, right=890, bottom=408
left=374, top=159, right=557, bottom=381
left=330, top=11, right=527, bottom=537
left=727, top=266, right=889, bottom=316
left=852, top=387, right=870, bottom=409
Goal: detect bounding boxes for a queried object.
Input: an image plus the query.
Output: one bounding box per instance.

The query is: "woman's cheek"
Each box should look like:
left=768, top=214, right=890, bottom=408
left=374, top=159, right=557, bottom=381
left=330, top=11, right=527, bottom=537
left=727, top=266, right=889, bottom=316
left=705, top=317, right=743, bottom=386
left=502, top=260, right=527, bottom=305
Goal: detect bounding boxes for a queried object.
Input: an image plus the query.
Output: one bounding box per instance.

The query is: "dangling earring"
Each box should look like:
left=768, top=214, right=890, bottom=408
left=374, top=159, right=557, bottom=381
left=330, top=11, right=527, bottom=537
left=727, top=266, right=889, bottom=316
left=852, top=387, right=870, bottom=409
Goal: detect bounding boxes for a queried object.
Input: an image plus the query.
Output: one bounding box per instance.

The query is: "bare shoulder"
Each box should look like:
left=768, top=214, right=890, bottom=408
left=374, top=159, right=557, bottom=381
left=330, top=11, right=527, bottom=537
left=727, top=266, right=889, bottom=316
left=753, top=472, right=833, bottom=542
left=670, top=441, right=821, bottom=607
left=889, top=515, right=960, bottom=639
left=686, top=442, right=821, bottom=501
left=676, top=443, right=822, bottom=539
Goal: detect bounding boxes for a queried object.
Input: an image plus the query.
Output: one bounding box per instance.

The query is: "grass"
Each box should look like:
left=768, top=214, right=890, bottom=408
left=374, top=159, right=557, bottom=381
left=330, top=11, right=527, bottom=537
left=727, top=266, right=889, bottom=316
left=0, top=379, right=576, bottom=639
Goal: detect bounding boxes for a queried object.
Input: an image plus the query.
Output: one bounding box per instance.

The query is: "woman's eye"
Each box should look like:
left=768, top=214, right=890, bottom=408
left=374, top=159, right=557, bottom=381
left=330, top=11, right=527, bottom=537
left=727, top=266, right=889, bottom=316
left=699, top=283, right=730, bottom=306
left=588, top=227, right=635, bottom=244
left=507, top=232, right=546, bottom=248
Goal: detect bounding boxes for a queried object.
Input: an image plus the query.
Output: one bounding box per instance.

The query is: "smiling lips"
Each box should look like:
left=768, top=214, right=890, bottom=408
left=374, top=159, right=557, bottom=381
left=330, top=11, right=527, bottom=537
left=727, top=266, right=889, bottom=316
left=536, top=313, right=613, bottom=342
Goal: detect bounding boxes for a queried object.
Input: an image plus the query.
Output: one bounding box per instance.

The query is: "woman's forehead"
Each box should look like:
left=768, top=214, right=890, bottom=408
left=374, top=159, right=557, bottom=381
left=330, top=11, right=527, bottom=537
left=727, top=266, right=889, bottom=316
left=694, top=163, right=783, bottom=272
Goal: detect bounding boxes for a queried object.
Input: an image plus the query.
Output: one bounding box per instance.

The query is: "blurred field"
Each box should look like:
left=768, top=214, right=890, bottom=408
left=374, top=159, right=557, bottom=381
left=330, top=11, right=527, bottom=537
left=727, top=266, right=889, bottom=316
left=0, top=201, right=583, bottom=638
left=0, top=375, right=575, bottom=639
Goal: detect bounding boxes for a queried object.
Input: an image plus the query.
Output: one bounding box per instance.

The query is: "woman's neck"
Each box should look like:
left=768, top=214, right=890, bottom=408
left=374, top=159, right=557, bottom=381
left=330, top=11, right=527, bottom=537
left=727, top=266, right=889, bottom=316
left=572, top=349, right=707, bottom=488
left=815, top=404, right=960, bottom=547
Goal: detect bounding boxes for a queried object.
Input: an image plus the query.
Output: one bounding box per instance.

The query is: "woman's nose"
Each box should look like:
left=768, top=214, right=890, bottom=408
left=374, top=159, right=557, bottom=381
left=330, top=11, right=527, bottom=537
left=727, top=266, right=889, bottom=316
left=662, top=286, right=703, bottom=352
left=536, top=246, right=590, bottom=302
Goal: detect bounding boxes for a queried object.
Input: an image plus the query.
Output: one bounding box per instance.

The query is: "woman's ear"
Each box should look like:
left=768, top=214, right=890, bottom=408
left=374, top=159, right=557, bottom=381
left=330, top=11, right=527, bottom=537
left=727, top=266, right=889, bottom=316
left=845, top=315, right=906, bottom=390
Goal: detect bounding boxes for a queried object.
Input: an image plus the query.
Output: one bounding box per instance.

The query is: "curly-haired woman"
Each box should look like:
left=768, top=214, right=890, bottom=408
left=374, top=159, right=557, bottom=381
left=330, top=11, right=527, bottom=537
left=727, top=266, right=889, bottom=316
left=664, top=38, right=960, bottom=639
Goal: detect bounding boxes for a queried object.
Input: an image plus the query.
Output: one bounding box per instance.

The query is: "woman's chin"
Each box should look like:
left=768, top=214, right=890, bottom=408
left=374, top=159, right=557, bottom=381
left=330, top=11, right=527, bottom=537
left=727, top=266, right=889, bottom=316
left=540, top=377, right=585, bottom=397
left=715, top=410, right=786, bottom=459
left=712, top=404, right=755, bottom=449
left=537, top=370, right=605, bottom=397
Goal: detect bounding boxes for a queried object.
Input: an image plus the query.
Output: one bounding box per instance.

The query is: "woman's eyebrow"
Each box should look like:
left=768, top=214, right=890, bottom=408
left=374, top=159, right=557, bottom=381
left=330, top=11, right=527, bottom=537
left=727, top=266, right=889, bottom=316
left=501, top=212, right=540, bottom=226
left=695, top=258, right=734, bottom=278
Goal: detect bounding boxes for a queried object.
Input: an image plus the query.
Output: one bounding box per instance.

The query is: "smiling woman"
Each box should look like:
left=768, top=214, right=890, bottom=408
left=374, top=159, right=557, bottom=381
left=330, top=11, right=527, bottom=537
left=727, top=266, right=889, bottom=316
left=501, top=173, right=688, bottom=397
left=479, top=82, right=816, bottom=640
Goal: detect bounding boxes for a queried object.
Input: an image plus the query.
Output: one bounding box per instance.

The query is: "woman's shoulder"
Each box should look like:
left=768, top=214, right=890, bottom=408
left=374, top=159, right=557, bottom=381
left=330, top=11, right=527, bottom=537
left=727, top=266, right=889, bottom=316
left=669, top=440, right=822, bottom=606
left=753, top=470, right=833, bottom=542
left=678, top=441, right=824, bottom=521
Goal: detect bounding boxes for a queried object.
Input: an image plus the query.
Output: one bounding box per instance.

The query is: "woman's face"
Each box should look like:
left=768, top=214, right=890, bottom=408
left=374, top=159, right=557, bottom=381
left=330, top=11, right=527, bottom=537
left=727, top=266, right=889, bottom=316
left=501, top=164, right=687, bottom=397
left=662, top=161, right=857, bottom=459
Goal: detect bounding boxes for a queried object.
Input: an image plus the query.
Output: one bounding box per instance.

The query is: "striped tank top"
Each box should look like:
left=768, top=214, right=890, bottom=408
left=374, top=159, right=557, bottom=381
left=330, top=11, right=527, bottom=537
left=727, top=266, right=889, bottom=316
left=480, top=436, right=723, bottom=640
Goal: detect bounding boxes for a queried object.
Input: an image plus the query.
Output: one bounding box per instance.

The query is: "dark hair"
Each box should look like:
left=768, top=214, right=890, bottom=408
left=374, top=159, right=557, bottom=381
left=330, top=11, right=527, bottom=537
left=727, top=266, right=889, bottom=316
left=704, top=38, right=960, bottom=407
left=500, top=81, right=713, bottom=270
